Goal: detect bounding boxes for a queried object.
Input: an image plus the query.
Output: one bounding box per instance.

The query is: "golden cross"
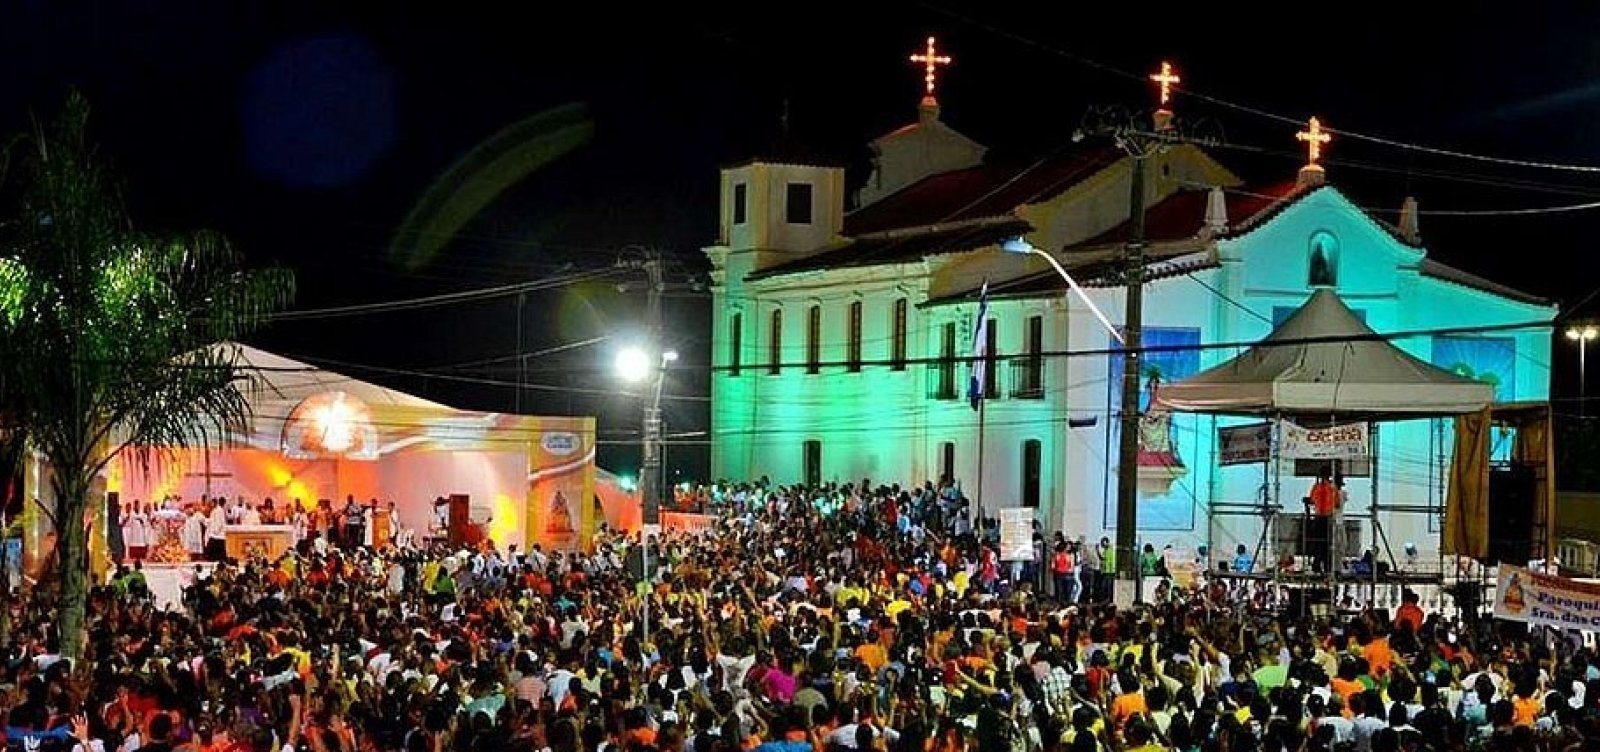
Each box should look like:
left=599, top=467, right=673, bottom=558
left=909, top=36, right=952, bottom=97
left=1149, top=61, right=1180, bottom=108
left=1296, top=116, right=1332, bottom=165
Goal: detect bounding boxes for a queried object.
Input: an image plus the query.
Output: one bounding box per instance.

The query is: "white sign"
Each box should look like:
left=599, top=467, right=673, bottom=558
left=1280, top=421, right=1368, bottom=461
left=999, top=508, right=1034, bottom=561
left=540, top=432, right=581, bottom=456
left=1218, top=423, right=1272, bottom=465
left=1495, top=565, right=1600, bottom=632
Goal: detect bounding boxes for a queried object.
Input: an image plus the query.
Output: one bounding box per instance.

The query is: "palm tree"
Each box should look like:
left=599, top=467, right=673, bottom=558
left=0, top=94, right=292, bottom=660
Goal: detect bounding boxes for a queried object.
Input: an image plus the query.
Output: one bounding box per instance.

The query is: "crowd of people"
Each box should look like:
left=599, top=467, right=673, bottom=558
left=113, top=496, right=404, bottom=564
left=0, top=477, right=1593, bottom=752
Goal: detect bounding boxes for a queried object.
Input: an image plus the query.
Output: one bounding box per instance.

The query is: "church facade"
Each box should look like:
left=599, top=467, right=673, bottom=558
left=703, top=91, right=1554, bottom=557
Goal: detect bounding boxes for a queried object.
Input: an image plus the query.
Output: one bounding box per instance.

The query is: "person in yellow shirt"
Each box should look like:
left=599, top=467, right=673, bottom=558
left=1122, top=720, right=1165, bottom=752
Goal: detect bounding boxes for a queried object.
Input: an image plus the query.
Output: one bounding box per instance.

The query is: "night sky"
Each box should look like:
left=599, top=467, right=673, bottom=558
left=5, top=2, right=1600, bottom=479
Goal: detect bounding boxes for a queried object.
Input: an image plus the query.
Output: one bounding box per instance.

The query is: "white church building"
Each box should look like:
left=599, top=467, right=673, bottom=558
left=704, top=80, right=1554, bottom=558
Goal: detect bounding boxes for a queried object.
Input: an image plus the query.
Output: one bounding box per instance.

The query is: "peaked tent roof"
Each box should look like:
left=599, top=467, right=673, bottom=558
left=1153, top=289, right=1493, bottom=419
left=218, top=342, right=451, bottom=410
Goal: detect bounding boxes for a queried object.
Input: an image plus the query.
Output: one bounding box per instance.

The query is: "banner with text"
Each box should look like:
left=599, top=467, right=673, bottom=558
left=999, top=508, right=1034, bottom=561
left=1218, top=423, right=1273, bottom=465
left=1280, top=421, right=1369, bottom=461
left=1494, top=565, right=1600, bottom=631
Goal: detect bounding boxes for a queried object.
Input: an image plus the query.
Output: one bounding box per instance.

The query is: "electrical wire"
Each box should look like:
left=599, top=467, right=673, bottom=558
left=274, top=352, right=711, bottom=403
left=268, top=267, right=623, bottom=321
left=920, top=1, right=1600, bottom=175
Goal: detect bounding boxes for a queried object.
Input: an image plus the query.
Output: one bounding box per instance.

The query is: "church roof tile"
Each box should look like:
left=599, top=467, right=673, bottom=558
left=746, top=218, right=1031, bottom=281
left=843, top=147, right=1122, bottom=236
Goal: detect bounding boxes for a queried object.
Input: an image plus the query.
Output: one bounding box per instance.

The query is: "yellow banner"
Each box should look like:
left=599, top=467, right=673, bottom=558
left=527, top=417, right=596, bottom=553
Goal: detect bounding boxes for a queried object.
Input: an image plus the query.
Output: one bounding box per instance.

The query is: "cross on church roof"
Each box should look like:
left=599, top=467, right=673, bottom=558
left=1297, top=116, right=1332, bottom=166
left=1149, top=60, right=1180, bottom=109
left=909, top=36, right=952, bottom=100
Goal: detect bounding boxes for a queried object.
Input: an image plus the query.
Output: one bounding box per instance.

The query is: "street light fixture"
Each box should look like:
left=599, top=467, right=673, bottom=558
left=1001, top=236, right=1124, bottom=344
left=1566, top=325, right=1598, bottom=417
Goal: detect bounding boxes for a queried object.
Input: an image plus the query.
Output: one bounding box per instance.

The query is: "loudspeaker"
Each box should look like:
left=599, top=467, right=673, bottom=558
left=1488, top=464, right=1536, bottom=565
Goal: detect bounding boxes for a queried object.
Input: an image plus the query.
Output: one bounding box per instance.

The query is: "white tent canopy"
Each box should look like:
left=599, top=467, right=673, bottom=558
left=1153, top=288, right=1493, bottom=419
left=222, top=342, right=449, bottom=410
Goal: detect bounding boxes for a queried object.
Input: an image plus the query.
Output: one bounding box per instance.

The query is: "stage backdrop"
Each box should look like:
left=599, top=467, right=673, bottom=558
left=97, top=347, right=601, bottom=553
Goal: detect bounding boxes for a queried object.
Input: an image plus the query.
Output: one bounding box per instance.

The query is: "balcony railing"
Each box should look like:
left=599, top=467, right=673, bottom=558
left=927, top=360, right=1008, bottom=401
left=1010, top=357, right=1045, bottom=399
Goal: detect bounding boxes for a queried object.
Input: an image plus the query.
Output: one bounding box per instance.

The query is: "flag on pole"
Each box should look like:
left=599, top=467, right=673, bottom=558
left=968, top=280, right=990, bottom=411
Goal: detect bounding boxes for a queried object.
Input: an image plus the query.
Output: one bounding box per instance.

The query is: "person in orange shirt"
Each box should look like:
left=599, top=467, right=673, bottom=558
left=1511, top=681, right=1542, bottom=727
left=1330, top=661, right=1365, bottom=717
left=1362, top=626, right=1394, bottom=678
left=855, top=637, right=888, bottom=674
left=1307, top=468, right=1341, bottom=571
left=1109, top=670, right=1148, bottom=732
left=1395, top=590, right=1425, bottom=636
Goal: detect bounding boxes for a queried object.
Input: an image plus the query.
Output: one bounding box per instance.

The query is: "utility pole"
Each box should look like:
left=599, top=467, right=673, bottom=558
left=640, top=248, right=664, bottom=532
left=1080, top=73, right=1206, bottom=606
left=1114, top=153, right=1147, bottom=608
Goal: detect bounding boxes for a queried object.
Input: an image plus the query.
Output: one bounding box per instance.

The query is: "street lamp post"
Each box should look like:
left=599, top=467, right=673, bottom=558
left=615, top=345, right=677, bottom=641
left=1567, top=325, right=1598, bottom=417
left=1000, top=237, right=1124, bottom=345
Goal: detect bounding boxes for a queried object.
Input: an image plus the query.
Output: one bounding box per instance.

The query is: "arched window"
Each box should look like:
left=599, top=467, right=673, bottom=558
left=847, top=301, right=863, bottom=372
left=1022, top=439, right=1042, bottom=508
left=1308, top=230, right=1339, bottom=287
left=768, top=309, right=783, bottom=375
left=806, top=305, right=822, bottom=374
left=728, top=313, right=743, bottom=377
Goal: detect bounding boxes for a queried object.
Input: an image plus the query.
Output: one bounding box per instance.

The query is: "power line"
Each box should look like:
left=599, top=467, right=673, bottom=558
left=921, top=2, right=1600, bottom=175
left=276, top=352, right=711, bottom=403
left=267, top=267, right=623, bottom=321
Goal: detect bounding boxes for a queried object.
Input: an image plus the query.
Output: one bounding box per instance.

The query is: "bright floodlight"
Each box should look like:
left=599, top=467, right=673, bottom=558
left=1567, top=326, right=1599, bottom=341
left=615, top=346, right=652, bottom=383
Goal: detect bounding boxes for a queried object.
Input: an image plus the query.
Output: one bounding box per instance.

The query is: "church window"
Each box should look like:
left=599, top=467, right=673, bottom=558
left=932, top=321, right=957, bottom=399
left=1022, top=439, right=1042, bottom=508
left=891, top=298, right=908, bottom=371
left=847, top=301, right=863, bottom=372
left=786, top=182, right=813, bottom=224
left=728, top=313, right=743, bottom=377
left=732, top=183, right=747, bottom=225
left=768, top=309, right=782, bottom=375
left=806, top=305, right=822, bottom=374
left=802, top=440, right=822, bottom=487
left=939, top=442, right=955, bottom=485
left=1308, top=230, right=1339, bottom=287
left=1014, top=314, right=1044, bottom=398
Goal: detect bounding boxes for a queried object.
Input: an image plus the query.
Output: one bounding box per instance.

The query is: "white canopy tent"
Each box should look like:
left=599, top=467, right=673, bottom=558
left=1151, top=289, right=1496, bottom=580
left=1154, top=288, right=1492, bottom=419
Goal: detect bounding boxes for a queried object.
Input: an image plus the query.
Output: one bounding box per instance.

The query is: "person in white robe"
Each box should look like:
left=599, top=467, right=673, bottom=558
left=182, top=505, right=207, bottom=561
left=290, top=508, right=307, bottom=545
left=122, top=503, right=151, bottom=562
